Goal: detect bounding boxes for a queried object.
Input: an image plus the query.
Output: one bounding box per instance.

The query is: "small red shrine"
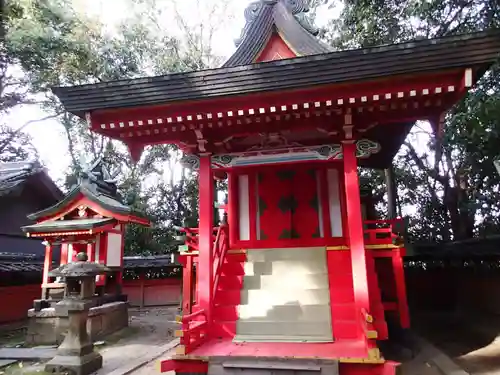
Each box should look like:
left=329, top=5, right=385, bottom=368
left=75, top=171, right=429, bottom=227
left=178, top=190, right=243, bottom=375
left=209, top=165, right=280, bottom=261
left=51, top=1, right=500, bottom=374
left=22, top=159, right=150, bottom=302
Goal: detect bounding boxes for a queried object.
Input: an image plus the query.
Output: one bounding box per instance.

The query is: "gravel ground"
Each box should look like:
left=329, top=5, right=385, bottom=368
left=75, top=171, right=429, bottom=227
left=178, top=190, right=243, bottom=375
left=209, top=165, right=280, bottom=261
left=2, top=308, right=486, bottom=375
left=412, top=311, right=500, bottom=375
left=128, top=306, right=179, bottom=340
left=96, top=306, right=179, bottom=374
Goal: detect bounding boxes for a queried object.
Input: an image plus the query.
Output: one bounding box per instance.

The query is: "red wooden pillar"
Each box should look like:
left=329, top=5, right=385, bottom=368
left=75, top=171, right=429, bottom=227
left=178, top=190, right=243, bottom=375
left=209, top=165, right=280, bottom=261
left=41, top=242, right=52, bottom=299
left=60, top=243, right=69, bottom=265
left=182, top=256, right=193, bottom=314
left=342, top=142, right=370, bottom=320
left=198, top=155, right=214, bottom=323
left=392, top=250, right=410, bottom=328
left=194, top=257, right=199, bottom=306
left=86, top=243, right=93, bottom=262
left=97, top=234, right=107, bottom=286
left=139, top=270, right=145, bottom=309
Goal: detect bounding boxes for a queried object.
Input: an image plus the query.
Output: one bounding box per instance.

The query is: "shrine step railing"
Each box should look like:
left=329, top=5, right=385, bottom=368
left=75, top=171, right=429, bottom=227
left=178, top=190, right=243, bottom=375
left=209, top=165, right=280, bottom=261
left=364, top=218, right=406, bottom=246
left=175, top=224, right=229, bottom=354
left=212, top=224, right=229, bottom=300
left=176, top=227, right=220, bottom=253
left=360, top=308, right=377, bottom=340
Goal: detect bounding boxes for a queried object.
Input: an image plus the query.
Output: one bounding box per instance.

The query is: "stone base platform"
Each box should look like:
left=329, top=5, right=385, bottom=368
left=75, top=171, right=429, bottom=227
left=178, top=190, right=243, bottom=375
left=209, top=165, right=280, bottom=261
left=26, top=301, right=128, bottom=346
left=45, top=351, right=103, bottom=375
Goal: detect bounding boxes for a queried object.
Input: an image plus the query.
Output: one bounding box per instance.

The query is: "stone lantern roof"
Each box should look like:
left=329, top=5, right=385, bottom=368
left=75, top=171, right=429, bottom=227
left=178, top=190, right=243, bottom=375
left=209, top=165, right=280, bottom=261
left=49, top=253, right=110, bottom=278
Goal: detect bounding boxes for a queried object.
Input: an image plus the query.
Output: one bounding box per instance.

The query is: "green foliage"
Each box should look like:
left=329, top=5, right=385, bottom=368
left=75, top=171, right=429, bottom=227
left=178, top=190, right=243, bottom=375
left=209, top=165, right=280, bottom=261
left=1, top=0, right=227, bottom=255
left=323, top=0, right=500, bottom=242
left=9, top=0, right=499, bottom=250
left=0, top=124, right=38, bottom=162
left=324, top=0, right=500, bottom=49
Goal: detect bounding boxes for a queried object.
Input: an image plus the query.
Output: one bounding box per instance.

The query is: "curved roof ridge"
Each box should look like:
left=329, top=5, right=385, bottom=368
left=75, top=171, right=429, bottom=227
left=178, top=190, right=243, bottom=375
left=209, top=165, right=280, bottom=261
left=27, top=159, right=148, bottom=223
left=0, top=160, right=63, bottom=200
left=51, top=30, right=500, bottom=115
left=223, top=0, right=332, bottom=67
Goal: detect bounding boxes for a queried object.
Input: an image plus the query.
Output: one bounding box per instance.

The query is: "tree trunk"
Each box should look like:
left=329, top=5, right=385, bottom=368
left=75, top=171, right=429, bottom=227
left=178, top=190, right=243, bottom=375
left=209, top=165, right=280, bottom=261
left=444, top=185, right=474, bottom=240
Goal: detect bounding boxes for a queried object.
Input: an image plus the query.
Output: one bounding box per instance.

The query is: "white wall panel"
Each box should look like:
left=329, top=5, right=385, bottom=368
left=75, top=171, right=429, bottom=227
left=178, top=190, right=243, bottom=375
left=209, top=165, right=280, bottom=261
left=238, top=175, right=250, bottom=241
left=106, top=232, right=122, bottom=267
left=327, top=169, right=343, bottom=237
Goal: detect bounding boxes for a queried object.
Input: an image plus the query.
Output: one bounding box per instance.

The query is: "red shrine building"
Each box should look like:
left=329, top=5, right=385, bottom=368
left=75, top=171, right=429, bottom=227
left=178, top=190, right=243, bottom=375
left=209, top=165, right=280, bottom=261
left=22, top=160, right=150, bottom=303
left=52, top=1, right=500, bottom=374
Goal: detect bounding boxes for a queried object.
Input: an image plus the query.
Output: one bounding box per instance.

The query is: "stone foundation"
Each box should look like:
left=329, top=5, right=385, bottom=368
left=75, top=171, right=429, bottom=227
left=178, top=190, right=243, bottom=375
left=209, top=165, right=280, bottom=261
left=26, top=301, right=128, bottom=345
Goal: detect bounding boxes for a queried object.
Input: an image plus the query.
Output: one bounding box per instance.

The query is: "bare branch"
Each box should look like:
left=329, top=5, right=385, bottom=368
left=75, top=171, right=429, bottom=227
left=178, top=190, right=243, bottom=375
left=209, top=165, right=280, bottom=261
left=436, top=0, right=474, bottom=37
left=0, top=111, right=63, bottom=154
left=404, top=141, right=448, bottom=186
left=62, top=113, right=80, bottom=170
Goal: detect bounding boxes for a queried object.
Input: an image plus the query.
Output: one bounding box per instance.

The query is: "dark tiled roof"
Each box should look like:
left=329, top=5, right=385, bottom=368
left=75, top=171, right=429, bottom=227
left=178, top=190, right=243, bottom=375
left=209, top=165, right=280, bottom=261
left=412, top=235, right=500, bottom=258
left=22, top=218, right=116, bottom=234
left=27, top=159, right=148, bottom=222
left=0, top=234, right=46, bottom=258
left=0, top=262, right=44, bottom=272
left=223, top=0, right=332, bottom=67
left=0, top=252, right=46, bottom=272
left=52, top=30, right=500, bottom=117
left=0, top=161, right=62, bottom=199
left=0, top=253, right=179, bottom=273
left=123, top=255, right=180, bottom=269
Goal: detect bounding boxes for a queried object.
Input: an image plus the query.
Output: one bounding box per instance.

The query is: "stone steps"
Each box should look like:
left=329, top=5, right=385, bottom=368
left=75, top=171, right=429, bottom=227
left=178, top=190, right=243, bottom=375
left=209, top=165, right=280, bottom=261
left=240, top=288, right=331, bottom=306
left=242, top=273, right=329, bottom=290
left=237, top=303, right=331, bottom=320
left=246, top=247, right=329, bottom=262
left=234, top=247, right=333, bottom=343
left=236, top=320, right=333, bottom=341
left=243, top=260, right=326, bottom=276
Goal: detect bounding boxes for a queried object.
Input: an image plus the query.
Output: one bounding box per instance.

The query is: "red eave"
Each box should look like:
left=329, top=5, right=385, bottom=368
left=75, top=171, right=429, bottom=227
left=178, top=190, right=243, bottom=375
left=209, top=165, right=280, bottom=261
left=127, top=215, right=151, bottom=226
left=88, top=68, right=470, bottom=151
left=28, top=230, right=94, bottom=238
left=34, top=195, right=150, bottom=226
left=26, top=225, right=114, bottom=238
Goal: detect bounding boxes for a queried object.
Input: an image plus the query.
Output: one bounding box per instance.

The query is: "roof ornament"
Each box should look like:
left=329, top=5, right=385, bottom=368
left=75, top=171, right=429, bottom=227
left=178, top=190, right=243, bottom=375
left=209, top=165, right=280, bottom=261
left=494, top=158, right=500, bottom=176
left=77, top=157, right=120, bottom=198
left=235, top=0, right=268, bottom=47
left=284, top=0, right=321, bottom=35
left=235, top=0, right=323, bottom=47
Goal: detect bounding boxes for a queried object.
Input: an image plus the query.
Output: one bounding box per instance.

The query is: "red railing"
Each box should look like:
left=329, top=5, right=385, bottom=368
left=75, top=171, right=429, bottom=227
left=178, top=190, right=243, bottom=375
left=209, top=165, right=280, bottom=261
left=363, top=218, right=405, bottom=245
left=212, top=224, right=229, bottom=301
left=178, top=309, right=208, bottom=352
left=176, top=223, right=229, bottom=354
left=360, top=308, right=377, bottom=340
left=176, top=219, right=402, bottom=353
left=178, top=227, right=219, bottom=252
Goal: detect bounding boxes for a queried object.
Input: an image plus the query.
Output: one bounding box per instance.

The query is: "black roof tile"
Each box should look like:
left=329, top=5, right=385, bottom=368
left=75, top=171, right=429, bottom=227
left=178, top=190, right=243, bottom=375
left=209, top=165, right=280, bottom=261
left=223, top=0, right=332, bottom=67
left=22, top=218, right=116, bottom=234
left=53, top=30, right=500, bottom=117
left=27, top=159, right=148, bottom=222
left=0, top=161, right=62, bottom=200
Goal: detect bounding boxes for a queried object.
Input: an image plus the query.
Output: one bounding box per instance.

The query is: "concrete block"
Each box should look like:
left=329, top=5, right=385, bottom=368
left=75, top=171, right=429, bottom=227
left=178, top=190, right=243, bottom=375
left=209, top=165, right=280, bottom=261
left=25, top=301, right=128, bottom=345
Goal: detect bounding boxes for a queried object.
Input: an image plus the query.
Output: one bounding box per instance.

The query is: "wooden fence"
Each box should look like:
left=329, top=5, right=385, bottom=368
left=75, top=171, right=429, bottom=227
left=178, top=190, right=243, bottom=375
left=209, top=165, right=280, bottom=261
left=122, top=278, right=181, bottom=307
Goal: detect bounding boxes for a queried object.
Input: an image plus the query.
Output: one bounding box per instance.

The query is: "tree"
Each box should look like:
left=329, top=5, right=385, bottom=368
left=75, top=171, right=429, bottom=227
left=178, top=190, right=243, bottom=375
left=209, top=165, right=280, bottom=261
left=0, top=124, right=37, bottom=162
left=3, top=0, right=231, bottom=254
left=1, top=0, right=105, bottom=161
left=322, top=0, right=500, bottom=241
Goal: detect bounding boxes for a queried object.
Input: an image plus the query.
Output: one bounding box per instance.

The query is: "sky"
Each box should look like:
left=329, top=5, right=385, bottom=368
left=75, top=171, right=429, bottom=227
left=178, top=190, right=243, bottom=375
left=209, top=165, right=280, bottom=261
left=5, top=0, right=338, bottom=185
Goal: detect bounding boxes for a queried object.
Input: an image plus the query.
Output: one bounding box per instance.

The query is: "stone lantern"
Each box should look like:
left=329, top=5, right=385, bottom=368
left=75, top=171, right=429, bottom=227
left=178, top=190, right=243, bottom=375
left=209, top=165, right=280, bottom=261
left=45, top=252, right=110, bottom=375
